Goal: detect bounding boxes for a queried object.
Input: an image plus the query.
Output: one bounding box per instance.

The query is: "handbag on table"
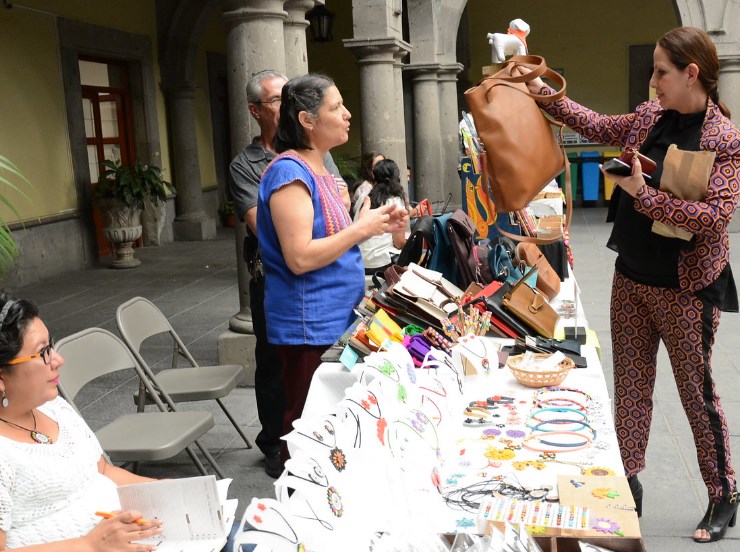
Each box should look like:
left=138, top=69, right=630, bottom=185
left=515, top=242, right=561, bottom=300
left=501, top=267, right=560, bottom=339
left=384, top=264, right=464, bottom=326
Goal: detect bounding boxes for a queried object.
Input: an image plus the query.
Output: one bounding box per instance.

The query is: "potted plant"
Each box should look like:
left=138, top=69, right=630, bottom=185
left=218, top=200, right=237, bottom=228
left=0, top=154, right=32, bottom=273
left=97, top=159, right=174, bottom=268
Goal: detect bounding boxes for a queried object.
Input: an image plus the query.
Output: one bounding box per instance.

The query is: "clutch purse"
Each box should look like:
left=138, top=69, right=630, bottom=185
left=502, top=267, right=559, bottom=339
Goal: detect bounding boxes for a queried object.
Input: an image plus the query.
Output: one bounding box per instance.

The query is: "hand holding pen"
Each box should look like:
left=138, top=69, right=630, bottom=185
left=85, top=510, right=163, bottom=552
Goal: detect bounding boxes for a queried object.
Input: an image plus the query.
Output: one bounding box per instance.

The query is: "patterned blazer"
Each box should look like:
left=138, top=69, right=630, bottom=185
left=542, top=94, right=740, bottom=292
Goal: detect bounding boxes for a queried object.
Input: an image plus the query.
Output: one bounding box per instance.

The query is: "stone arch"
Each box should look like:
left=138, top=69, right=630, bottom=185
left=406, top=0, right=467, bottom=64
left=159, top=0, right=222, bottom=88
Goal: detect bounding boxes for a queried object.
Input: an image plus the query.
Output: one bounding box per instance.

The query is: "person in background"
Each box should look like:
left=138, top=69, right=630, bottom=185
left=353, top=158, right=408, bottom=274
left=526, top=26, right=740, bottom=542
left=256, top=74, right=407, bottom=462
left=352, top=151, right=385, bottom=205
left=0, top=293, right=163, bottom=550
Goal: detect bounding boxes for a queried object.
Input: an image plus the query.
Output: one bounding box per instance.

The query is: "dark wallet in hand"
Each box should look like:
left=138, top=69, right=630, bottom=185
left=603, top=150, right=657, bottom=180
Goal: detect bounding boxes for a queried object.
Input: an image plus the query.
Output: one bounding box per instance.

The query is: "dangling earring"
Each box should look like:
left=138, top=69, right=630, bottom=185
left=1, top=391, right=8, bottom=408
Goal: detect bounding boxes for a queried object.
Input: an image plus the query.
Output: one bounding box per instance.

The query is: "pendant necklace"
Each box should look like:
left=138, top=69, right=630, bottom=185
left=0, top=410, right=54, bottom=444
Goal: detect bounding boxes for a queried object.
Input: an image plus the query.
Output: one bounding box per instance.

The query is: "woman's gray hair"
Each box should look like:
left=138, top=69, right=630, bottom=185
left=246, top=70, right=288, bottom=104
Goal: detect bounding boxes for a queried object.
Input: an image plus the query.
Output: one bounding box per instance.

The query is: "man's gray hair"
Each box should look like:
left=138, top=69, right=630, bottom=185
left=246, top=70, right=288, bottom=104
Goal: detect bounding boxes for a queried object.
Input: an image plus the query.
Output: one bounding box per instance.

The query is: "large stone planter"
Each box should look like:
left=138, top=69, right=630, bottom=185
left=98, top=198, right=143, bottom=269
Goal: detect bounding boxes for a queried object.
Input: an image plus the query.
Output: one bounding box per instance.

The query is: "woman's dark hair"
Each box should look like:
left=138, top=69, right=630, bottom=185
left=274, top=73, right=335, bottom=153
left=658, top=26, right=730, bottom=118
left=360, top=151, right=384, bottom=183
left=368, top=159, right=405, bottom=209
left=0, top=292, right=39, bottom=367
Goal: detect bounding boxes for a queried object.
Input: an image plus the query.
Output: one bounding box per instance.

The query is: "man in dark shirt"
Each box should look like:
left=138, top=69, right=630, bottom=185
left=229, top=70, right=346, bottom=477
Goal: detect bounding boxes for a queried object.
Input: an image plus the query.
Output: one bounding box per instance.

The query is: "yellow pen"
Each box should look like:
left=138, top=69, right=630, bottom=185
left=95, top=511, right=152, bottom=526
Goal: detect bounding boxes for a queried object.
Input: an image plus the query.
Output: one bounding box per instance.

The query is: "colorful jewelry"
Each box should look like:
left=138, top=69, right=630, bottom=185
left=582, top=466, right=615, bottom=477
left=592, top=518, right=624, bottom=536
left=484, top=446, right=515, bottom=461
left=530, top=418, right=597, bottom=441
left=330, top=447, right=347, bottom=472
left=0, top=410, right=53, bottom=444
left=592, top=487, right=620, bottom=500
left=327, top=486, right=343, bottom=518
left=522, top=431, right=593, bottom=453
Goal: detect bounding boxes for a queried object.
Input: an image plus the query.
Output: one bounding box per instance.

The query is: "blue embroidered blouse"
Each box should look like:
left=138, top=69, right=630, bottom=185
left=257, top=152, right=364, bottom=345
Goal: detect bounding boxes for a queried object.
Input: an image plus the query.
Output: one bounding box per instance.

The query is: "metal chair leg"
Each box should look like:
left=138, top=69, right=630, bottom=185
left=193, top=439, right=226, bottom=479
left=184, top=444, right=210, bottom=476
left=216, top=398, right=254, bottom=449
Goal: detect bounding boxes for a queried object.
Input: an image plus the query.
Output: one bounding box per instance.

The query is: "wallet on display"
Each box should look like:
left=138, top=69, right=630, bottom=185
left=603, top=150, right=657, bottom=180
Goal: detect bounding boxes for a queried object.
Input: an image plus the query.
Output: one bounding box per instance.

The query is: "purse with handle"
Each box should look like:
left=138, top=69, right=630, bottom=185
left=502, top=267, right=559, bottom=339
left=515, top=242, right=561, bottom=300
left=464, top=55, right=572, bottom=245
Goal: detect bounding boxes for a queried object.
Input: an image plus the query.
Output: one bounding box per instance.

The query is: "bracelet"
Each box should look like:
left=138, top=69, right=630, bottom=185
left=528, top=407, right=588, bottom=425
left=522, top=431, right=593, bottom=453
left=530, top=418, right=597, bottom=441
left=534, top=396, right=588, bottom=412
left=535, top=386, right=592, bottom=407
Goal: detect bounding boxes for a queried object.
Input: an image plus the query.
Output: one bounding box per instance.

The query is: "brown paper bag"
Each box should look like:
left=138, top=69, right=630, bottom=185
left=652, top=144, right=715, bottom=240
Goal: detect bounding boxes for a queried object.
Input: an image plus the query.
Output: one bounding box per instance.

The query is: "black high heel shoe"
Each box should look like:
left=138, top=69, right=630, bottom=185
left=628, top=475, right=643, bottom=518
left=694, top=491, right=739, bottom=543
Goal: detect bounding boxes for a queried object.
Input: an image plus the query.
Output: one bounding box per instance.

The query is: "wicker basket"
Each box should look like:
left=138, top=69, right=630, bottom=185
left=507, top=353, right=575, bottom=388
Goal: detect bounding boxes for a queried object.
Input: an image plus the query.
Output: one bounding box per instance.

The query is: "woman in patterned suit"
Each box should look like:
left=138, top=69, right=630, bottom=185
left=527, top=27, right=740, bottom=542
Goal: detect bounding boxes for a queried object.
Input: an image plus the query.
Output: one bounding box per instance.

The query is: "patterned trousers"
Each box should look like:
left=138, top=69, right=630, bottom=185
left=611, top=269, right=735, bottom=500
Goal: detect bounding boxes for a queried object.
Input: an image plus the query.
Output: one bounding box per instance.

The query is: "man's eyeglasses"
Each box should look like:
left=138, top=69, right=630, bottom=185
left=254, top=98, right=282, bottom=107
left=6, top=337, right=56, bottom=366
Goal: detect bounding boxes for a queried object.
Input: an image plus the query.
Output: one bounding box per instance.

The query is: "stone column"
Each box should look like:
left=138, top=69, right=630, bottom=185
left=222, top=0, right=287, bottom=156
left=392, top=48, right=410, bottom=191
left=719, top=56, right=740, bottom=125
left=220, top=1, right=287, bottom=367
left=406, top=64, right=444, bottom=203
left=283, top=0, right=313, bottom=78
left=167, top=84, right=217, bottom=241
left=438, top=63, right=464, bottom=208
left=344, top=37, right=411, bottom=181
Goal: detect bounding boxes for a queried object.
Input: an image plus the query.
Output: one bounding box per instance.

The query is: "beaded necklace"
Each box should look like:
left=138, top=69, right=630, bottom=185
left=0, top=410, right=54, bottom=444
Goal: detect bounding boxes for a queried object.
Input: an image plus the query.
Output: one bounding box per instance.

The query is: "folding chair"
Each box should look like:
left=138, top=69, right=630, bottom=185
left=116, top=296, right=253, bottom=449
left=56, top=327, right=225, bottom=478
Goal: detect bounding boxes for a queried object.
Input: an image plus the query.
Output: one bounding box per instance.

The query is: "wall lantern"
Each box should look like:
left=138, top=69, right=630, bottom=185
left=306, top=4, right=335, bottom=42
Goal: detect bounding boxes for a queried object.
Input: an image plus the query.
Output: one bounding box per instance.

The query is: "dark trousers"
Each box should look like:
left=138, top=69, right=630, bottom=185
left=250, top=275, right=285, bottom=456
left=276, top=344, right=329, bottom=463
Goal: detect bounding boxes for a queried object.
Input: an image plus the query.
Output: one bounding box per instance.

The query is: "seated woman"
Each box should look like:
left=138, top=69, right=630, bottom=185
left=354, top=158, right=408, bottom=274
left=0, top=293, right=163, bottom=551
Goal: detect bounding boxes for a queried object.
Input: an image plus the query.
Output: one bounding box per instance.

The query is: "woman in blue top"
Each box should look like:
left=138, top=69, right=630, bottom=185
left=257, top=74, right=407, bottom=462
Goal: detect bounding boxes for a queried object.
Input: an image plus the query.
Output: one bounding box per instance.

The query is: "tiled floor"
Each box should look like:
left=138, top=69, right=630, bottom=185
left=12, top=211, right=740, bottom=549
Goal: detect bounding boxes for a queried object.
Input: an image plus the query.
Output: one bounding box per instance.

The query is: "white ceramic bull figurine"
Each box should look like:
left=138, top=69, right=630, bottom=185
left=487, top=18, right=530, bottom=63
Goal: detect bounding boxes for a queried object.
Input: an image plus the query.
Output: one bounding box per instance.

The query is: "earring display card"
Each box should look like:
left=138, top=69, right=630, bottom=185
left=557, top=475, right=641, bottom=538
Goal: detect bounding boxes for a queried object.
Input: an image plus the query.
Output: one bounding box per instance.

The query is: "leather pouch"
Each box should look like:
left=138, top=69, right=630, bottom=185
left=516, top=242, right=561, bottom=300
left=502, top=267, right=559, bottom=338
left=484, top=282, right=531, bottom=338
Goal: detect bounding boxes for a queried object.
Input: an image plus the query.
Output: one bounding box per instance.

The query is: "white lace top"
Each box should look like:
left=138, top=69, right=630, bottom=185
left=0, top=397, right=119, bottom=548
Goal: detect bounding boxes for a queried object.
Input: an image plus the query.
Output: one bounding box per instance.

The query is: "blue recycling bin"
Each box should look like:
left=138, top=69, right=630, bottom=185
left=580, top=151, right=601, bottom=202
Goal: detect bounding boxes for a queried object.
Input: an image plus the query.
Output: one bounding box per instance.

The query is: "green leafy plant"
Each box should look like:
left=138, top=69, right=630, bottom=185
left=98, top=159, right=174, bottom=210
left=0, top=154, right=32, bottom=269
left=331, top=152, right=360, bottom=181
